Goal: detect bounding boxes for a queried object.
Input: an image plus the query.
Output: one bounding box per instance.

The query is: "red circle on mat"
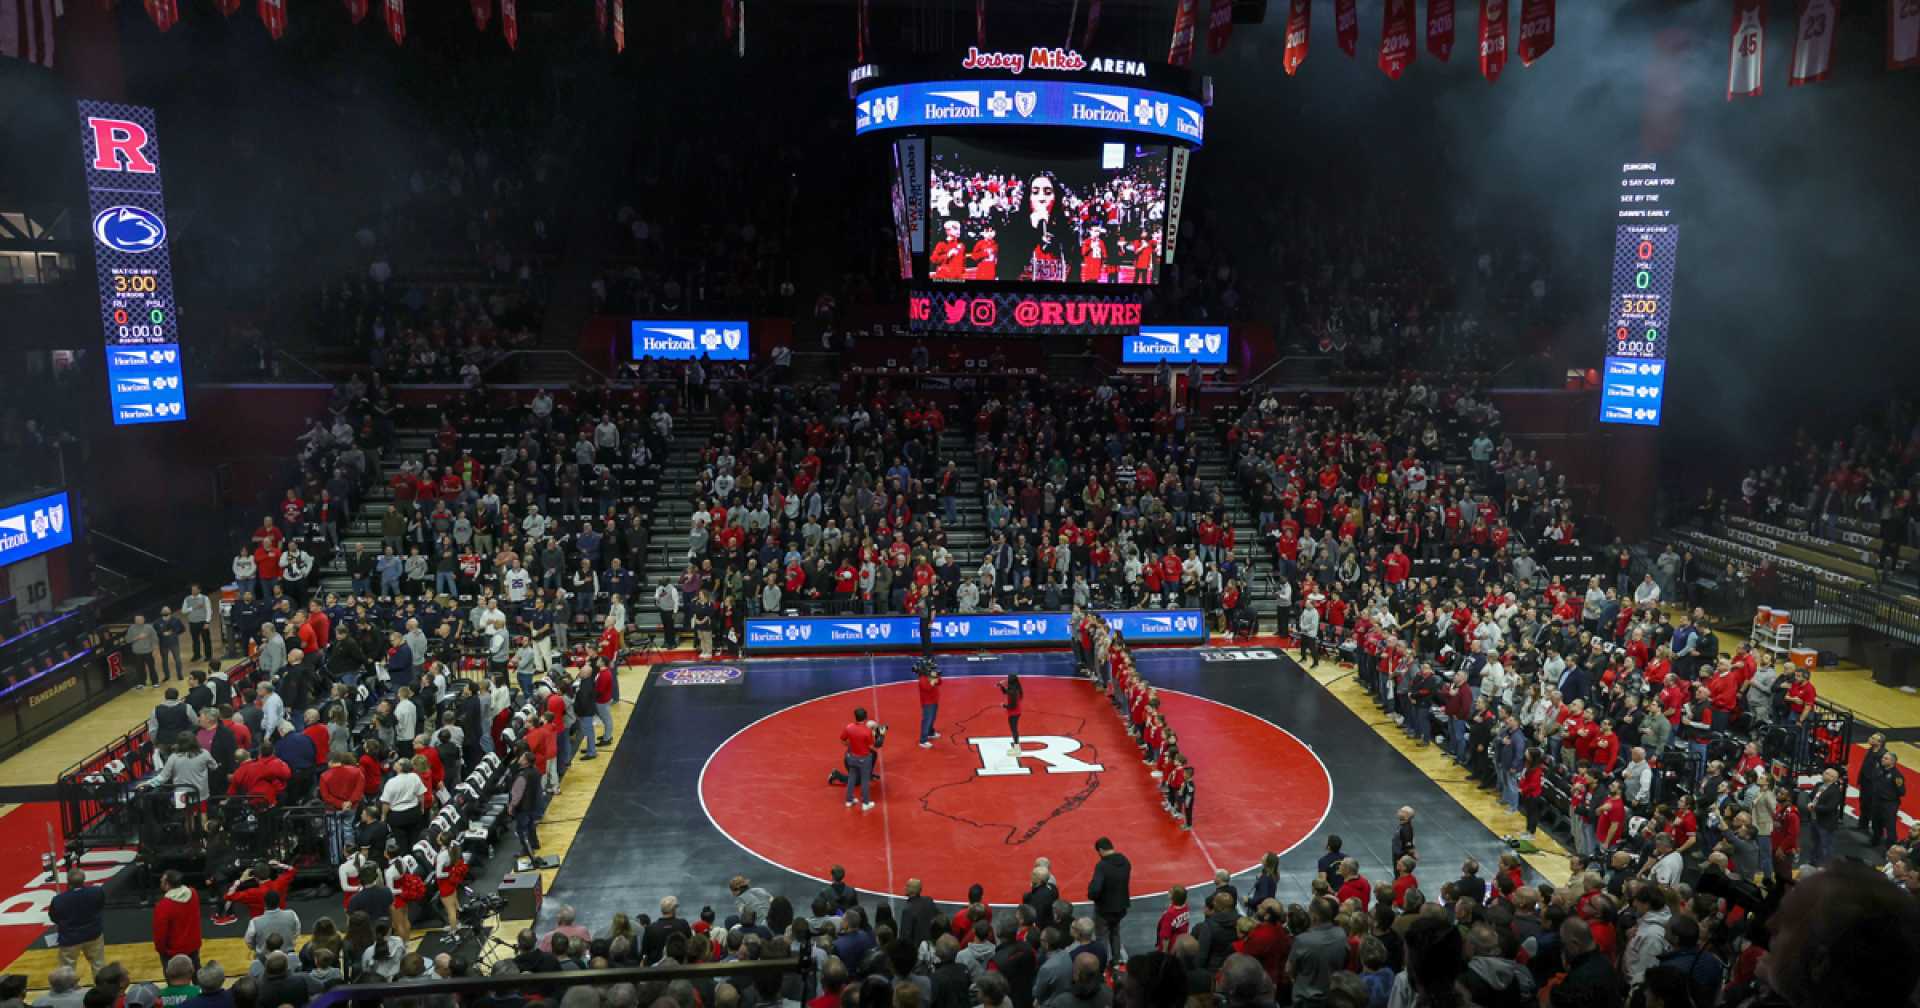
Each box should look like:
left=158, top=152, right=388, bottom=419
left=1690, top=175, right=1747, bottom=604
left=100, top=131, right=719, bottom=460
left=698, top=675, right=1333, bottom=904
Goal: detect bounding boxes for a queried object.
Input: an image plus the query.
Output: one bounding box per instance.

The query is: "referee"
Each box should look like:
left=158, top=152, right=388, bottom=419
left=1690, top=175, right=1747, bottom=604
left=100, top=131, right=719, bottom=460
left=841, top=707, right=878, bottom=811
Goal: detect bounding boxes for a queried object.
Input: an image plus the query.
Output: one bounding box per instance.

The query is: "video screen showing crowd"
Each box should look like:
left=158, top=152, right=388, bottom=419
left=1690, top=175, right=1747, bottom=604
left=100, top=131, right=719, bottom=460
left=927, top=139, right=1167, bottom=285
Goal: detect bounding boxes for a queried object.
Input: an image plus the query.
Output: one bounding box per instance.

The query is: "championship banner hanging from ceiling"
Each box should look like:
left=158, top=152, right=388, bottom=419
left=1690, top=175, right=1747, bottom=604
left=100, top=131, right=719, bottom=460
left=596, top=0, right=606, bottom=38
left=1427, top=0, right=1454, bottom=60
left=215, top=0, right=240, bottom=16
left=1168, top=0, right=1199, bottom=65
left=1789, top=0, right=1838, bottom=86
left=1727, top=0, right=1764, bottom=99
left=502, top=0, right=517, bottom=49
left=469, top=0, right=487, bottom=31
left=614, top=0, right=624, bottom=52
left=1207, top=0, right=1234, bottom=54
left=1283, top=0, right=1310, bottom=74
left=143, top=0, right=178, bottom=31
left=344, top=0, right=367, bottom=25
left=1517, top=0, right=1551, bottom=65
left=383, top=0, right=404, bottom=45
left=1891, top=0, right=1920, bottom=70
left=1335, top=0, right=1358, bottom=57
left=1480, top=0, right=1508, bottom=79
left=1082, top=0, right=1100, bottom=49
left=1380, top=0, right=1415, bottom=77
left=258, top=0, right=285, bottom=38
left=724, top=0, right=736, bottom=40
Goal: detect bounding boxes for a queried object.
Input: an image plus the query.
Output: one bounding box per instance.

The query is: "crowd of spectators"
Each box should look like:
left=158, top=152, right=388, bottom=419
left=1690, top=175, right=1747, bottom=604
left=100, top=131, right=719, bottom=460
left=1707, top=396, right=1920, bottom=578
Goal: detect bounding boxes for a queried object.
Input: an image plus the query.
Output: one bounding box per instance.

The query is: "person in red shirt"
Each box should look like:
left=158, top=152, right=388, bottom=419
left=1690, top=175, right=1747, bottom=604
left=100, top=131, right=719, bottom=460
left=218, top=859, right=294, bottom=925
left=840, top=706, right=877, bottom=809
left=151, top=869, right=202, bottom=965
left=1594, top=781, right=1628, bottom=850
left=1390, top=857, right=1420, bottom=909
left=1769, top=786, right=1800, bottom=881
left=1334, top=859, right=1371, bottom=907
left=1155, top=886, right=1191, bottom=952
left=1707, top=658, right=1743, bottom=729
left=228, top=748, right=290, bottom=807
left=1783, top=667, right=1818, bottom=724
left=319, top=754, right=364, bottom=810
left=1383, top=546, right=1411, bottom=588
left=593, top=662, right=616, bottom=746
left=1590, top=720, right=1622, bottom=773
left=1517, top=748, right=1546, bottom=837
left=916, top=662, right=941, bottom=748
left=358, top=744, right=386, bottom=800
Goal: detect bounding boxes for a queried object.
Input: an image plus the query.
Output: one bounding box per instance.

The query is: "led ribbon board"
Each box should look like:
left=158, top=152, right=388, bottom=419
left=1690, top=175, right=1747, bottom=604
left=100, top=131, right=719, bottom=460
left=1599, top=162, right=1677, bottom=427
left=78, top=102, right=187, bottom=426
left=855, top=81, right=1204, bottom=146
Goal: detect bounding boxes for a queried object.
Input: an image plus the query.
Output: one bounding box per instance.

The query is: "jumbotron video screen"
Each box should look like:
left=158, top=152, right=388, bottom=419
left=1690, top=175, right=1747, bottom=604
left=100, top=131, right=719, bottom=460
left=927, top=137, right=1168, bottom=285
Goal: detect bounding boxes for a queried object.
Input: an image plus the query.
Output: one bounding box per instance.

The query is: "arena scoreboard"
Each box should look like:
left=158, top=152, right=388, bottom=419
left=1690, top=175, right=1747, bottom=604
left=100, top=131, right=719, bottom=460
left=1599, top=162, right=1677, bottom=427
left=78, top=101, right=186, bottom=426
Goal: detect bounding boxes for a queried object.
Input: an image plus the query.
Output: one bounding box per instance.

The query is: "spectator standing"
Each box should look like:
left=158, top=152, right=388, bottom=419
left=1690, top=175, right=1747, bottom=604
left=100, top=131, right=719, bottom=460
left=181, top=585, right=214, bottom=663
left=152, top=871, right=202, bottom=970
left=156, top=606, right=187, bottom=682
left=1086, top=837, right=1131, bottom=961
left=48, top=868, right=106, bottom=979
left=124, top=614, right=160, bottom=688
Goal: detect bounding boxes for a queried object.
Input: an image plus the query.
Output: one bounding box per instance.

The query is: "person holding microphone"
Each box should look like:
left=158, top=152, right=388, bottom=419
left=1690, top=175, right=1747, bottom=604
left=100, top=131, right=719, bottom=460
left=999, top=672, right=1024, bottom=757
left=842, top=707, right=881, bottom=811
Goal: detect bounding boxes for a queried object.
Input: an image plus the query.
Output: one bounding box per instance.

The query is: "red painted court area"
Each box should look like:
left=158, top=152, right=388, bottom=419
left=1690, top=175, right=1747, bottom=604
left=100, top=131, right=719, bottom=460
left=699, top=675, right=1332, bottom=904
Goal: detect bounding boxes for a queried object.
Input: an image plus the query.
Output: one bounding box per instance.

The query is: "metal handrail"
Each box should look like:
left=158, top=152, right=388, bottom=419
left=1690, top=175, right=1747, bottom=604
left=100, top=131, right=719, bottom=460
left=89, top=530, right=174, bottom=567
left=272, top=349, right=332, bottom=383
left=1241, top=354, right=1325, bottom=389
left=488, top=348, right=611, bottom=381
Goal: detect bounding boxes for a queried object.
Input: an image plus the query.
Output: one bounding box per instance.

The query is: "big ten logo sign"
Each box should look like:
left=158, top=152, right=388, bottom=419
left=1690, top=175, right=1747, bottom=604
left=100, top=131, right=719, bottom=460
left=969, top=736, right=1105, bottom=777
left=0, top=849, right=136, bottom=926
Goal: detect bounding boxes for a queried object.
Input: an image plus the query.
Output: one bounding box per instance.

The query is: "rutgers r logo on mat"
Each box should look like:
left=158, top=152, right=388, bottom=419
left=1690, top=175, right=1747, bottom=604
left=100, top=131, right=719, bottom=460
left=968, top=736, right=1105, bottom=777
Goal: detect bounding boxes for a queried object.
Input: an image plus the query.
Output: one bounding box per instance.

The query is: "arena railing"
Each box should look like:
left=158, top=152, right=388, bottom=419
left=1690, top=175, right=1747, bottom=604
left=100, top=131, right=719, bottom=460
left=305, top=956, right=805, bottom=1008
left=55, top=658, right=264, bottom=849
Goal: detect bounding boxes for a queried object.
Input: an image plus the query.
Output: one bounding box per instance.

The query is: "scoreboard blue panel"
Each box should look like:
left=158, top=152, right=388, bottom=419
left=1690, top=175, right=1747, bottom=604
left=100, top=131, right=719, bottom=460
left=1599, top=163, right=1677, bottom=427
left=78, top=101, right=187, bottom=426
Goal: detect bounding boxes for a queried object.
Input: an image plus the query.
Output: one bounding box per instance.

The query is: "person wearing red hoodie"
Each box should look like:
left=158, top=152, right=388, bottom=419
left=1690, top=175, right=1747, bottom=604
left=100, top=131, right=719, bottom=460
left=228, top=747, right=290, bottom=807
left=151, top=870, right=202, bottom=968
left=1240, top=899, right=1292, bottom=991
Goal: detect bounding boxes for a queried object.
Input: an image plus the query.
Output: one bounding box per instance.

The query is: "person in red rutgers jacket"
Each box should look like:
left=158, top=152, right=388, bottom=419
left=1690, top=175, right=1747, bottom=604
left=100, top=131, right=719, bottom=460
left=151, top=869, right=202, bottom=967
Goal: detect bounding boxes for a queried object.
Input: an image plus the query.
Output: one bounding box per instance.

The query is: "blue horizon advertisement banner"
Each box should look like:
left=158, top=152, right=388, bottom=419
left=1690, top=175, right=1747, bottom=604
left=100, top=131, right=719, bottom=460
left=629, top=321, right=751, bottom=361
left=854, top=81, right=1204, bottom=146
left=743, top=609, right=1206, bottom=653
left=79, top=101, right=187, bottom=426
left=0, top=491, right=75, bottom=569
left=1122, top=325, right=1229, bottom=365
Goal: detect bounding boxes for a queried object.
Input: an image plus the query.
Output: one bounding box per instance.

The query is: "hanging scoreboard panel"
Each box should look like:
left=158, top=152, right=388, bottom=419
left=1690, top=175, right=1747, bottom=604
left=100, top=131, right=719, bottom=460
left=78, top=101, right=188, bottom=426
left=1599, top=162, right=1677, bottom=427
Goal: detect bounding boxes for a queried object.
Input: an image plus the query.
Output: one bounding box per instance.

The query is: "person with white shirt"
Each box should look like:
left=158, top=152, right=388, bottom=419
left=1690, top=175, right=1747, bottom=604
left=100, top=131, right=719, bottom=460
left=380, top=756, right=430, bottom=849
left=522, top=507, right=551, bottom=541
left=1621, top=748, right=1654, bottom=807
left=1633, top=574, right=1661, bottom=608
left=1645, top=834, right=1684, bottom=886
left=503, top=564, right=532, bottom=603
left=393, top=688, right=419, bottom=752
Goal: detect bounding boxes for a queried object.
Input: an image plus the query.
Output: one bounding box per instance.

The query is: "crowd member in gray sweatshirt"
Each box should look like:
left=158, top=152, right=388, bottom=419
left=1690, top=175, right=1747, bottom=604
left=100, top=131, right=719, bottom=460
left=124, top=614, right=160, bottom=688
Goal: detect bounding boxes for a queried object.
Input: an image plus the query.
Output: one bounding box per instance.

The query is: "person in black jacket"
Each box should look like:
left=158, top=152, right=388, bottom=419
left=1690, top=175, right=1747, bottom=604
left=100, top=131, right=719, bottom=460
left=1190, top=890, right=1239, bottom=974
left=990, top=915, right=1040, bottom=1008
left=898, top=878, right=938, bottom=953
left=929, top=936, right=973, bottom=1008
left=1022, top=866, right=1061, bottom=923
left=1087, top=837, right=1132, bottom=961
left=1807, top=767, right=1845, bottom=868
left=1551, top=918, right=1622, bottom=1008
left=1865, top=751, right=1907, bottom=848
